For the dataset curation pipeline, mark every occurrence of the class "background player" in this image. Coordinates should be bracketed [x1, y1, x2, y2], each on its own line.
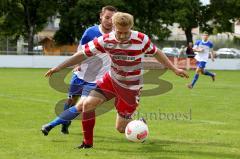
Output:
[188, 31, 216, 89]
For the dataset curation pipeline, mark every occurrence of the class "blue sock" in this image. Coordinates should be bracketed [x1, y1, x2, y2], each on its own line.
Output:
[64, 103, 70, 110]
[49, 106, 80, 127]
[204, 70, 214, 77]
[191, 74, 199, 87]
[63, 103, 71, 125]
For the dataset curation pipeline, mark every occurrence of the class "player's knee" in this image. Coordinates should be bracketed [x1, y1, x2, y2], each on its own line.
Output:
[82, 98, 95, 112]
[75, 102, 83, 112]
[66, 96, 78, 106]
[116, 125, 125, 133]
[72, 96, 79, 105]
[196, 69, 201, 74]
[66, 98, 73, 106]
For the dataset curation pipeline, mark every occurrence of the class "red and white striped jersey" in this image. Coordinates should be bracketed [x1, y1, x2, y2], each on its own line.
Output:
[83, 30, 157, 90]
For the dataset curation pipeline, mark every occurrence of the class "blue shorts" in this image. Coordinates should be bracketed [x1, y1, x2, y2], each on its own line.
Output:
[196, 61, 206, 69]
[68, 74, 97, 97]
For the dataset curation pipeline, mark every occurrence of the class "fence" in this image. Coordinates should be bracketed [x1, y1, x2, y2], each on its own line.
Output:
[0, 55, 239, 70]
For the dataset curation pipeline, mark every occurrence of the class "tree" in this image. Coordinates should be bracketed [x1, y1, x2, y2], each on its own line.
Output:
[0, 0, 57, 52]
[54, 0, 124, 45]
[54, 0, 176, 44]
[171, 0, 202, 44]
[198, 4, 213, 34]
[123, 0, 173, 41]
[209, 0, 240, 33]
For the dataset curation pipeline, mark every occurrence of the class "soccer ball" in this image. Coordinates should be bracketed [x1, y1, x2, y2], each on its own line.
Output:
[125, 120, 149, 143]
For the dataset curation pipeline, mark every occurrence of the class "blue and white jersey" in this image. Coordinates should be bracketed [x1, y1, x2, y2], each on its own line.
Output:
[74, 25, 111, 83]
[193, 40, 213, 62]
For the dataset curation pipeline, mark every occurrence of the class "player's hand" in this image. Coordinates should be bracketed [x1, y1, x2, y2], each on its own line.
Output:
[73, 65, 81, 72]
[174, 68, 189, 78]
[198, 48, 204, 52]
[45, 67, 60, 77]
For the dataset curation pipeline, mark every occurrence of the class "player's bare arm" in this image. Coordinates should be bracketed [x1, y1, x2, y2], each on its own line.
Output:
[193, 47, 203, 52]
[45, 51, 87, 77]
[154, 49, 189, 78]
[210, 49, 215, 62]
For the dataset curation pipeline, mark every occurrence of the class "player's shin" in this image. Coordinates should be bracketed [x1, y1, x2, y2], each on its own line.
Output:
[191, 73, 199, 87]
[203, 70, 214, 77]
[82, 110, 95, 146]
[49, 106, 80, 127]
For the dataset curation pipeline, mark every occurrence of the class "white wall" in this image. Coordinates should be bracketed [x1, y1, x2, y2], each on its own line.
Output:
[0, 55, 240, 70]
[0, 55, 67, 68]
[206, 59, 240, 70]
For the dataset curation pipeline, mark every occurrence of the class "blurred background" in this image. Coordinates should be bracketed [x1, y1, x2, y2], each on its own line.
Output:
[0, 0, 240, 56]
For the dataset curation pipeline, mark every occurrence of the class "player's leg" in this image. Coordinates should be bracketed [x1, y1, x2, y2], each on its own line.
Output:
[77, 73, 116, 148]
[202, 68, 216, 81]
[114, 86, 142, 133]
[188, 61, 202, 89]
[41, 97, 84, 136]
[61, 96, 79, 134]
[115, 113, 132, 133]
[61, 74, 84, 134]
[77, 90, 107, 148]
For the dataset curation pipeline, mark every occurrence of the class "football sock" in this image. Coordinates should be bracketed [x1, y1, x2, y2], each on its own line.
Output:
[204, 70, 214, 77]
[63, 103, 72, 125]
[82, 111, 95, 145]
[49, 106, 80, 127]
[191, 74, 199, 87]
[64, 103, 71, 110]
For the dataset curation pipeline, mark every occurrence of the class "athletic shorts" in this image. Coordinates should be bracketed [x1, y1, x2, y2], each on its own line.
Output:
[196, 61, 206, 69]
[96, 73, 141, 119]
[68, 74, 96, 97]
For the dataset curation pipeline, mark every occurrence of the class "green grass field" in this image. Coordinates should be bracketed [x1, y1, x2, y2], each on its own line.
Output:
[0, 68, 240, 159]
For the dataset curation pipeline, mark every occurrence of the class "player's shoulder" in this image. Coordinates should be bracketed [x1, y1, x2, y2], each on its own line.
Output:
[195, 40, 201, 45]
[131, 30, 149, 41]
[207, 40, 213, 48]
[102, 32, 113, 40]
[85, 25, 99, 32]
[208, 40, 213, 45]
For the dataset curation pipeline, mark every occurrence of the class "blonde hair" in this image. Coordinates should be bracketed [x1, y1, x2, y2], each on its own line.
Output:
[112, 12, 134, 28]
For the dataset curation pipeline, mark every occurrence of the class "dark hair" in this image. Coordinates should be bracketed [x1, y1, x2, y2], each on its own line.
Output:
[102, 5, 117, 13]
[202, 31, 209, 35]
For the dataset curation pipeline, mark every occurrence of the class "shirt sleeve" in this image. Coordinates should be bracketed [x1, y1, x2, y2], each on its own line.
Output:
[80, 29, 91, 45]
[82, 36, 106, 57]
[142, 34, 157, 55]
[193, 40, 200, 49]
[209, 41, 213, 48]
[77, 29, 91, 51]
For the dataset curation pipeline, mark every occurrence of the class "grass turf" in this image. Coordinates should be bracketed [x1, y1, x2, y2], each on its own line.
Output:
[0, 68, 239, 159]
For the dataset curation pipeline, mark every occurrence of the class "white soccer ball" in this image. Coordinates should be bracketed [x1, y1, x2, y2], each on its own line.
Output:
[125, 120, 149, 143]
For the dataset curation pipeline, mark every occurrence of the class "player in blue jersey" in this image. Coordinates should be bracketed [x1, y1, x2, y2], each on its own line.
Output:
[41, 6, 117, 141]
[188, 31, 216, 89]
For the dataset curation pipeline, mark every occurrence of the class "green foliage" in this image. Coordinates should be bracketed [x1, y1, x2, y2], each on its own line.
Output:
[2, 0, 240, 47]
[209, 0, 240, 33]
[171, 0, 202, 43]
[123, 0, 172, 40]
[0, 0, 57, 51]
[54, 0, 124, 44]
[172, 0, 200, 30]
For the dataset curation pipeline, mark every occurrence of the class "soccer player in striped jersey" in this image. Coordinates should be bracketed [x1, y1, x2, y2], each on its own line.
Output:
[188, 31, 216, 89]
[42, 12, 189, 148]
